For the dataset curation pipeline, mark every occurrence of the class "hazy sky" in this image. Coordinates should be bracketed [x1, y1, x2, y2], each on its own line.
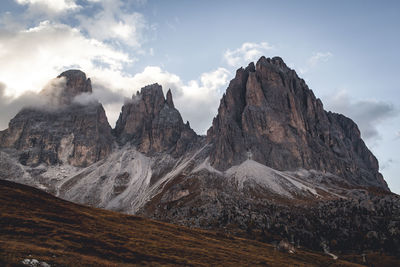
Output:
[0, 0, 399, 193]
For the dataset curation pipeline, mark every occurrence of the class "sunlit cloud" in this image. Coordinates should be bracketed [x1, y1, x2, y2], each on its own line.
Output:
[77, 0, 148, 48]
[0, 20, 132, 99]
[15, 0, 81, 14]
[224, 42, 274, 67]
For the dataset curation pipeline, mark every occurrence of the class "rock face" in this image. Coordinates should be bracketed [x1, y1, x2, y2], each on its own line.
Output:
[0, 70, 113, 167]
[114, 83, 197, 156]
[207, 56, 388, 190]
[41, 69, 92, 106]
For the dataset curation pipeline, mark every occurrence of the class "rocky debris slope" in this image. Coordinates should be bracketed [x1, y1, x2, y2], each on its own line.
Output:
[0, 70, 113, 167]
[145, 169, 400, 255]
[207, 56, 387, 190]
[114, 84, 198, 157]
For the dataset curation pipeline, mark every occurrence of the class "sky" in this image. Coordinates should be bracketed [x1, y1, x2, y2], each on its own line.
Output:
[0, 0, 399, 193]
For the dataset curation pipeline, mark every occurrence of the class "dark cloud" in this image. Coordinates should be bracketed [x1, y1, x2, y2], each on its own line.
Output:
[325, 91, 398, 140]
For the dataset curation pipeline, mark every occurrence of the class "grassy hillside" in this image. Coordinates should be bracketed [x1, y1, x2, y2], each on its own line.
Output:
[0, 179, 364, 266]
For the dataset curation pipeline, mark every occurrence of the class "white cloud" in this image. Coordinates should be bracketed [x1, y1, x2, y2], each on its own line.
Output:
[87, 66, 230, 132]
[1, 1, 229, 134]
[299, 52, 333, 74]
[15, 0, 80, 14]
[325, 90, 397, 140]
[12, 0, 149, 49]
[176, 68, 230, 133]
[0, 20, 131, 98]
[130, 67, 230, 134]
[0, 83, 49, 130]
[77, 0, 147, 48]
[224, 42, 274, 67]
[308, 52, 333, 67]
[0, 63, 230, 133]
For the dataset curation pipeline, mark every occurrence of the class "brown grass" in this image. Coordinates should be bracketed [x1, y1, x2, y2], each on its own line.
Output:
[0, 179, 365, 266]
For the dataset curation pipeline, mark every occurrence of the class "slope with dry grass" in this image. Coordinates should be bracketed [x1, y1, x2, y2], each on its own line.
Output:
[0, 179, 363, 266]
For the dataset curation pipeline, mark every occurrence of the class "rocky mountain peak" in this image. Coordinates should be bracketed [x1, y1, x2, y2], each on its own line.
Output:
[114, 84, 197, 156]
[207, 56, 388, 190]
[40, 69, 92, 106]
[257, 56, 288, 70]
[166, 89, 174, 108]
[58, 69, 92, 95]
[140, 83, 164, 100]
[0, 70, 112, 167]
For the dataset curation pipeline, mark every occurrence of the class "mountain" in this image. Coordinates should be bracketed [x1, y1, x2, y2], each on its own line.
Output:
[207, 57, 387, 190]
[0, 70, 113, 167]
[114, 83, 198, 156]
[0, 57, 399, 259]
[41, 69, 93, 106]
[1, 179, 369, 266]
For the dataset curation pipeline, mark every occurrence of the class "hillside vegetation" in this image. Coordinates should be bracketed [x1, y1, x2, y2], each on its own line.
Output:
[0, 179, 365, 266]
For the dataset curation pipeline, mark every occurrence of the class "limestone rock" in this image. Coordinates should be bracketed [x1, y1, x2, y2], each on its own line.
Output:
[0, 70, 113, 167]
[114, 84, 197, 156]
[41, 69, 92, 106]
[207, 56, 388, 190]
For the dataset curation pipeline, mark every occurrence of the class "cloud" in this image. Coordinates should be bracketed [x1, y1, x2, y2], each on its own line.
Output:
[11, 0, 149, 50]
[0, 1, 229, 133]
[396, 131, 400, 139]
[224, 42, 274, 67]
[325, 90, 398, 140]
[177, 68, 231, 134]
[0, 83, 49, 130]
[77, 0, 148, 48]
[15, 0, 80, 14]
[0, 18, 139, 129]
[0, 65, 231, 133]
[73, 82, 127, 126]
[299, 52, 333, 74]
[0, 20, 131, 98]
[40, 76, 68, 106]
[127, 66, 231, 134]
[308, 52, 333, 67]
[88, 66, 231, 132]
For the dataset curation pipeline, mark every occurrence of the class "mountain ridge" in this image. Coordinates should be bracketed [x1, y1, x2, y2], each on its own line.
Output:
[0, 56, 398, 257]
[0, 56, 386, 191]
[207, 56, 387, 190]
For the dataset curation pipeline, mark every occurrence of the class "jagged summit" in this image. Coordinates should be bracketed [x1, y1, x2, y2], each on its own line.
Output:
[0, 61, 397, 258]
[257, 56, 290, 70]
[166, 89, 175, 108]
[39, 69, 92, 106]
[114, 83, 197, 156]
[207, 56, 388, 190]
[57, 69, 92, 95]
[0, 70, 112, 167]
